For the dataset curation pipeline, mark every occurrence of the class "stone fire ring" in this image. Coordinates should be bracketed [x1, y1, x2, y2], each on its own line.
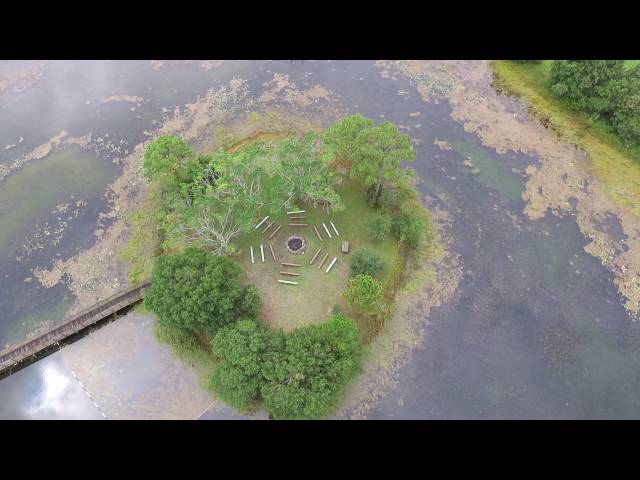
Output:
[285, 235, 306, 254]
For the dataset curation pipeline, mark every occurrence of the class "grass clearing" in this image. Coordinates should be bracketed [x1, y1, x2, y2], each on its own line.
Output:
[232, 179, 401, 342]
[491, 60, 640, 215]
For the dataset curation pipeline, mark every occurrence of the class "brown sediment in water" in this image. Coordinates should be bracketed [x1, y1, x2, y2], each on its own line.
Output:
[0, 60, 49, 97]
[150, 60, 225, 72]
[258, 73, 332, 109]
[100, 95, 144, 104]
[378, 60, 640, 318]
[0, 131, 97, 183]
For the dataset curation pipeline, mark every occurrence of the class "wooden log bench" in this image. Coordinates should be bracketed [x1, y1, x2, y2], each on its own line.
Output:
[255, 216, 269, 229]
[309, 248, 322, 265]
[318, 252, 329, 269]
[269, 243, 277, 262]
[262, 221, 274, 234]
[278, 280, 299, 285]
[269, 224, 283, 239]
[325, 257, 338, 273]
[313, 225, 323, 241]
[281, 262, 301, 267]
[280, 271, 300, 276]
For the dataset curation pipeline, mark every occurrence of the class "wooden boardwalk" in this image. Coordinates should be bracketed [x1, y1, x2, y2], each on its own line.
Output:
[0, 281, 151, 376]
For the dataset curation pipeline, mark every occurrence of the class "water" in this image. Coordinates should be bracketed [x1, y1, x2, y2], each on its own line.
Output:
[1, 60, 639, 419]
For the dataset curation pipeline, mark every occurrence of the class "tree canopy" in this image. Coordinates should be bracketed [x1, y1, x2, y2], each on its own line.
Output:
[143, 135, 198, 192]
[549, 60, 640, 146]
[323, 113, 374, 163]
[144, 248, 262, 337]
[209, 315, 362, 419]
[325, 116, 415, 206]
[350, 248, 386, 279]
[270, 132, 343, 212]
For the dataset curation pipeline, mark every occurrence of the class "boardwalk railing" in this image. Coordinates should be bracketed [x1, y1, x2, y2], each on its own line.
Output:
[0, 281, 151, 375]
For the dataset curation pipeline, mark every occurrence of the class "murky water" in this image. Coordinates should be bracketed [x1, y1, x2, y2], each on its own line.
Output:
[1, 60, 639, 419]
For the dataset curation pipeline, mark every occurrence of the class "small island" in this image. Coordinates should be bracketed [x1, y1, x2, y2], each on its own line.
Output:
[124, 113, 438, 419]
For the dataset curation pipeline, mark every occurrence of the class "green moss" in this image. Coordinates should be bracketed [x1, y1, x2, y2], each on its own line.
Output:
[119, 184, 164, 284]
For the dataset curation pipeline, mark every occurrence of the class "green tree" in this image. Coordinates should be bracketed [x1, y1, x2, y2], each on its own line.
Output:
[344, 274, 384, 317]
[144, 248, 262, 337]
[323, 114, 374, 164]
[261, 314, 361, 419]
[392, 210, 424, 248]
[351, 122, 416, 207]
[210, 320, 283, 411]
[549, 60, 626, 113]
[350, 248, 386, 279]
[325, 115, 416, 207]
[143, 135, 196, 192]
[272, 133, 343, 212]
[173, 147, 270, 255]
[367, 212, 391, 242]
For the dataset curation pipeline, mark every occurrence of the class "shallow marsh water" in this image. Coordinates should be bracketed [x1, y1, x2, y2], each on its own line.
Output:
[1, 60, 639, 419]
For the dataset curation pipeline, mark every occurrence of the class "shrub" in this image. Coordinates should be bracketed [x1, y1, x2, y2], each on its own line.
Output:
[209, 316, 362, 419]
[261, 315, 361, 419]
[350, 248, 386, 279]
[144, 247, 262, 337]
[392, 210, 425, 248]
[210, 320, 283, 411]
[344, 274, 384, 317]
[367, 212, 391, 242]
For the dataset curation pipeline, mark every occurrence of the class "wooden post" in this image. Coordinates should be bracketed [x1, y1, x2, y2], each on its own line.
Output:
[260, 244, 265, 262]
[269, 224, 282, 239]
[325, 257, 337, 273]
[281, 262, 301, 267]
[278, 280, 299, 285]
[255, 216, 269, 229]
[262, 221, 274, 234]
[269, 243, 277, 262]
[250, 246, 255, 264]
[280, 271, 300, 276]
[322, 223, 332, 238]
[318, 252, 329, 269]
[309, 248, 322, 265]
[330, 221, 340, 236]
[313, 225, 323, 241]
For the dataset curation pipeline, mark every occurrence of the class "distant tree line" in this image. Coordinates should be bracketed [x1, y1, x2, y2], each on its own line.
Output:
[548, 60, 640, 147]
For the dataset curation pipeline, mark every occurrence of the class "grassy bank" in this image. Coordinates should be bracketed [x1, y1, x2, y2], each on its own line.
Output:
[491, 60, 640, 216]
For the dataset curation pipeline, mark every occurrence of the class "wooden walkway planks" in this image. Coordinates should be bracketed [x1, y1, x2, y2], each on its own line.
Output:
[0, 281, 151, 375]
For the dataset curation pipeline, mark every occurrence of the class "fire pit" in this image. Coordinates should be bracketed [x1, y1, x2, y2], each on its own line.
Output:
[285, 235, 306, 254]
